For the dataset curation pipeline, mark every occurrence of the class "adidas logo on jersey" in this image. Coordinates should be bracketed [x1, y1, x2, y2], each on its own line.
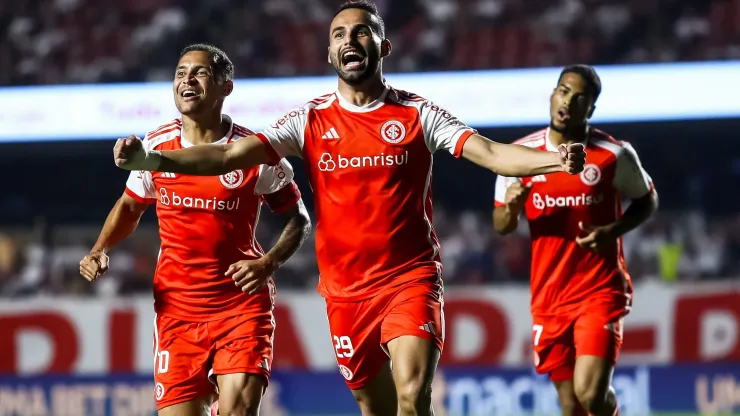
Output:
[321, 127, 340, 140]
[161, 172, 176, 178]
[530, 174, 546, 182]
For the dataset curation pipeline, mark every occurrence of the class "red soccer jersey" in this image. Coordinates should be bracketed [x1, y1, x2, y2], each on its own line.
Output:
[255, 86, 476, 301]
[125, 116, 301, 321]
[494, 128, 654, 315]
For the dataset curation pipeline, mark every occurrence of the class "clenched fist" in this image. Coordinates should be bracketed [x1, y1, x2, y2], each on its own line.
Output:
[558, 143, 586, 174]
[504, 181, 532, 213]
[226, 257, 279, 295]
[113, 135, 160, 171]
[79, 251, 109, 281]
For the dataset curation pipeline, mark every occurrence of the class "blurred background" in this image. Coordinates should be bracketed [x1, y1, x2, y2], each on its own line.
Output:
[1, 0, 740, 415]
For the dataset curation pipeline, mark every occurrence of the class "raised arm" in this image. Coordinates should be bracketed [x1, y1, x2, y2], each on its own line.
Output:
[113, 135, 273, 175]
[461, 134, 585, 177]
[415, 98, 584, 176]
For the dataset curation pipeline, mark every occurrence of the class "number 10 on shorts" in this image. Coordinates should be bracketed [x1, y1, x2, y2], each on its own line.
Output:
[156, 350, 170, 374]
[333, 335, 354, 358]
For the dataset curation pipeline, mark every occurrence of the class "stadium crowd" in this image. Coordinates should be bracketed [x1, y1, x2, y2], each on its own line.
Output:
[0, 0, 738, 296]
[1, 0, 739, 86]
[0, 207, 738, 297]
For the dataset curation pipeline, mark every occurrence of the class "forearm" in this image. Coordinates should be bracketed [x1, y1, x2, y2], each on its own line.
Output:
[487, 142, 562, 177]
[264, 208, 311, 266]
[606, 190, 659, 238]
[157, 145, 233, 176]
[92, 198, 145, 253]
[462, 135, 563, 177]
[493, 206, 520, 235]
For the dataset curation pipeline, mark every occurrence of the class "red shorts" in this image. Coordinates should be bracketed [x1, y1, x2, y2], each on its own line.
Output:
[152, 306, 274, 410]
[532, 295, 627, 382]
[325, 282, 444, 390]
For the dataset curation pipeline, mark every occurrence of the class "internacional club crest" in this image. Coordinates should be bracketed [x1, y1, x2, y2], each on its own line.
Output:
[219, 169, 245, 189]
[380, 120, 406, 144]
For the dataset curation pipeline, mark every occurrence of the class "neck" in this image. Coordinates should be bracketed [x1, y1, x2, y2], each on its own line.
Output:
[549, 124, 589, 146]
[337, 74, 386, 107]
[181, 112, 228, 145]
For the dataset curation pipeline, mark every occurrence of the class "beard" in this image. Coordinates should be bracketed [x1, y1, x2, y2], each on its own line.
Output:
[331, 46, 381, 86]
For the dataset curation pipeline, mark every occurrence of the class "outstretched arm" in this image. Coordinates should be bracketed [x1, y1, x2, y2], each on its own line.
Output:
[460, 134, 584, 177]
[114, 135, 274, 175]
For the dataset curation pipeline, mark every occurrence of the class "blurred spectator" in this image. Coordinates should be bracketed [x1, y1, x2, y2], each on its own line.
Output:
[0, 205, 735, 297]
[1, 0, 738, 86]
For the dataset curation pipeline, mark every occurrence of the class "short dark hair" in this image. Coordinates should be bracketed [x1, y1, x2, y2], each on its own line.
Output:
[558, 64, 602, 103]
[179, 43, 234, 84]
[335, 0, 386, 38]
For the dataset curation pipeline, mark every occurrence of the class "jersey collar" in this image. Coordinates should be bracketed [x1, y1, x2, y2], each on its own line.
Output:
[179, 115, 234, 148]
[545, 126, 591, 152]
[335, 87, 389, 113]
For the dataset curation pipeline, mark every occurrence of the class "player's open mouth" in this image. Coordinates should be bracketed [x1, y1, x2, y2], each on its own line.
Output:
[341, 50, 366, 70]
[557, 108, 570, 122]
[180, 89, 201, 101]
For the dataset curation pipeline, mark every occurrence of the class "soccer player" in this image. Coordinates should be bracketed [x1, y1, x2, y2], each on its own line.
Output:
[493, 64, 658, 416]
[110, 2, 586, 415]
[79, 44, 311, 416]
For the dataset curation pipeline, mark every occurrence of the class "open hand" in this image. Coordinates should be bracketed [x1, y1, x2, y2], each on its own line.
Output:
[558, 143, 586, 174]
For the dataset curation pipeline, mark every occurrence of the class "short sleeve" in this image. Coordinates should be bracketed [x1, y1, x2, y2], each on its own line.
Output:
[255, 107, 309, 163]
[254, 159, 295, 196]
[613, 142, 653, 199]
[263, 182, 301, 214]
[419, 100, 477, 157]
[125, 170, 156, 204]
[494, 175, 522, 207]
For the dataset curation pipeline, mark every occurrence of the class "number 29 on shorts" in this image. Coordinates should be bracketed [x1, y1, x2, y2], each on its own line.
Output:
[333, 335, 354, 358]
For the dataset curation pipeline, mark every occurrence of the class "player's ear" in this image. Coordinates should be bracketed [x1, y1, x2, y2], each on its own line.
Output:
[223, 80, 234, 97]
[381, 39, 392, 58]
[327, 46, 332, 64]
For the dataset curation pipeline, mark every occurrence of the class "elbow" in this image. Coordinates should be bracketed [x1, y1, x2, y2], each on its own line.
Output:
[650, 188, 659, 213]
[298, 211, 312, 235]
[492, 208, 517, 235]
[494, 223, 515, 236]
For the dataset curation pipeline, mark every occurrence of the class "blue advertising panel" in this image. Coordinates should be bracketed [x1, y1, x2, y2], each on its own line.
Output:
[0, 363, 738, 415]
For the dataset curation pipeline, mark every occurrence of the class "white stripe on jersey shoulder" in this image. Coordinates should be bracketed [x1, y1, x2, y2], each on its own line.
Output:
[387, 88, 427, 107]
[590, 136, 625, 157]
[232, 124, 256, 140]
[307, 93, 336, 111]
[514, 129, 547, 148]
[143, 119, 181, 150]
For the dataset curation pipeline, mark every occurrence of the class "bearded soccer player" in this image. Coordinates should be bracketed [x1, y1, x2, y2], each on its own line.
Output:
[493, 65, 658, 416]
[80, 44, 311, 416]
[110, 2, 586, 415]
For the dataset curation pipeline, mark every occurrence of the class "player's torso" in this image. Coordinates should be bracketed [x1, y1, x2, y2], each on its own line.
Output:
[520, 131, 629, 313]
[301, 95, 440, 298]
[152, 139, 264, 267]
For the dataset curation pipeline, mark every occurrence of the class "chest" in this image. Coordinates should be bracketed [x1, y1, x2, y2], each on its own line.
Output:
[524, 150, 616, 213]
[303, 108, 429, 180]
[151, 168, 260, 211]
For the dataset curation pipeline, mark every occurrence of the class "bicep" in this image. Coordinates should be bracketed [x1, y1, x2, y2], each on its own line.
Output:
[225, 136, 276, 170]
[614, 143, 653, 199]
[120, 192, 150, 215]
[263, 181, 302, 214]
[275, 197, 309, 223]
